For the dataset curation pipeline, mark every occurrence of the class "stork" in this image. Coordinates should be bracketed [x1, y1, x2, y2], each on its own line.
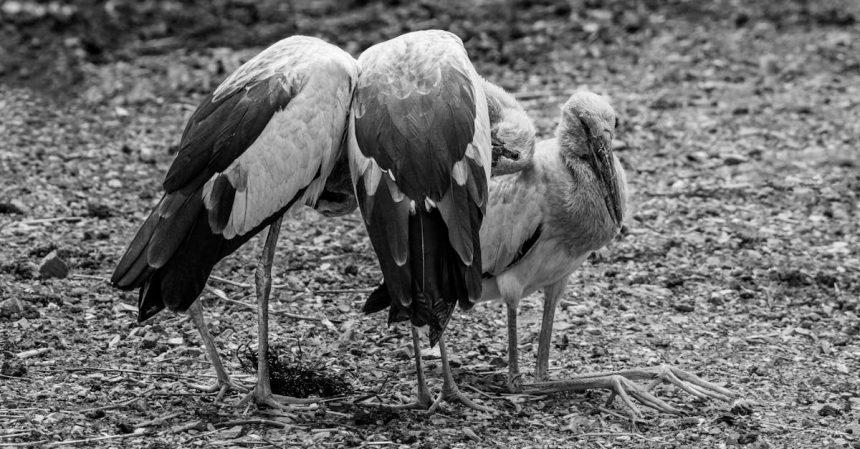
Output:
[479, 91, 734, 416]
[351, 30, 534, 412]
[111, 36, 359, 408]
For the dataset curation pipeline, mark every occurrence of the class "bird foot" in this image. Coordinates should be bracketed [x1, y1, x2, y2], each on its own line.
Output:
[506, 372, 523, 393]
[187, 378, 249, 402]
[361, 392, 434, 411]
[426, 384, 494, 415]
[238, 385, 319, 410]
[521, 364, 736, 419]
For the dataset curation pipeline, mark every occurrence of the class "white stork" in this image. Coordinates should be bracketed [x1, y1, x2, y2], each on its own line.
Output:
[479, 91, 734, 416]
[350, 30, 535, 412]
[111, 36, 359, 408]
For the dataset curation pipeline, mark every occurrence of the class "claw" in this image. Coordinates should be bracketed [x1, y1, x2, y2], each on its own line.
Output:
[426, 384, 495, 415]
[521, 364, 734, 417]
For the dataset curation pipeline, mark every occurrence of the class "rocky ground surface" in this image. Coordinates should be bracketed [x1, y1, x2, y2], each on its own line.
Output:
[1, 1, 858, 447]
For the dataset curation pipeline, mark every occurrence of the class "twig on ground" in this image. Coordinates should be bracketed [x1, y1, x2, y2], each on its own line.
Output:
[4, 216, 84, 228]
[314, 288, 374, 295]
[0, 440, 50, 447]
[67, 367, 205, 380]
[79, 387, 155, 414]
[208, 275, 252, 289]
[208, 275, 372, 295]
[70, 274, 110, 282]
[43, 430, 150, 447]
[214, 419, 296, 429]
[136, 411, 182, 428]
[15, 348, 51, 359]
[204, 286, 328, 322]
[0, 374, 30, 382]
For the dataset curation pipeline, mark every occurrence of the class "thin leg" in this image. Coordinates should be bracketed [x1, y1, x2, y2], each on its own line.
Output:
[239, 216, 316, 409]
[360, 326, 433, 410]
[505, 299, 521, 392]
[411, 327, 433, 407]
[535, 278, 568, 382]
[426, 335, 493, 414]
[186, 300, 246, 400]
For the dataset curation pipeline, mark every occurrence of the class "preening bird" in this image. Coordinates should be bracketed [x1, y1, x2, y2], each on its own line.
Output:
[479, 91, 734, 416]
[111, 36, 358, 408]
[352, 30, 535, 411]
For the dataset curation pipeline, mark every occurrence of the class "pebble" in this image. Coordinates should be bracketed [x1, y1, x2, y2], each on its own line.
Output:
[108, 179, 123, 189]
[139, 146, 156, 163]
[39, 251, 69, 279]
[723, 153, 749, 165]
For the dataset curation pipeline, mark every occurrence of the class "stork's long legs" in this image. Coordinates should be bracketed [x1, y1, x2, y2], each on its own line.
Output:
[535, 278, 568, 382]
[426, 335, 493, 414]
[505, 299, 522, 392]
[369, 326, 434, 410]
[186, 300, 246, 400]
[239, 216, 316, 409]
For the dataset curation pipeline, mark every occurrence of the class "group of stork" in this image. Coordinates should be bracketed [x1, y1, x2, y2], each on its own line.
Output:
[110, 30, 734, 417]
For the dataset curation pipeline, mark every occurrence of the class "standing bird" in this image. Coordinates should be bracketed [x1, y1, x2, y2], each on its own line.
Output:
[480, 91, 734, 416]
[351, 30, 535, 412]
[111, 36, 359, 408]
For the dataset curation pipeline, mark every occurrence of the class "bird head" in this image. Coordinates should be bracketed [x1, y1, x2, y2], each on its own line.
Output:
[490, 115, 536, 176]
[558, 91, 623, 227]
[483, 80, 536, 176]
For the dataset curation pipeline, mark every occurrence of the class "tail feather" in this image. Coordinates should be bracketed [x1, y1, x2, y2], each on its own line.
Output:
[112, 185, 308, 322]
[358, 184, 483, 346]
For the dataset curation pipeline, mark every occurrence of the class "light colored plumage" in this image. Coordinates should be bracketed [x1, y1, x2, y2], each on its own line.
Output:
[479, 91, 734, 416]
[112, 35, 359, 407]
[204, 39, 357, 239]
[479, 91, 628, 389]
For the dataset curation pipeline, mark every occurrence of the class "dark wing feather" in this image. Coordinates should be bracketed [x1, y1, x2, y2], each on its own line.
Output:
[163, 76, 294, 193]
[352, 45, 486, 345]
[354, 66, 477, 201]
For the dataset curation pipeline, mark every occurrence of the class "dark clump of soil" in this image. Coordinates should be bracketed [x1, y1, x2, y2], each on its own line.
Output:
[238, 341, 352, 398]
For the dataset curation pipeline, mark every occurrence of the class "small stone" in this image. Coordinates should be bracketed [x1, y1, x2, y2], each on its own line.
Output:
[674, 302, 695, 313]
[141, 333, 159, 350]
[87, 202, 114, 219]
[1, 359, 26, 377]
[569, 304, 592, 317]
[723, 153, 749, 165]
[462, 427, 480, 442]
[39, 251, 69, 279]
[139, 146, 156, 163]
[166, 336, 184, 346]
[107, 179, 123, 189]
[731, 399, 755, 415]
[0, 297, 24, 315]
[817, 404, 841, 417]
[84, 409, 106, 419]
[687, 151, 709, 162]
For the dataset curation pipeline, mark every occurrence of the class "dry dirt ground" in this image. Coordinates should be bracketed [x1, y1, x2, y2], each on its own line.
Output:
[1, 1, 859, 448]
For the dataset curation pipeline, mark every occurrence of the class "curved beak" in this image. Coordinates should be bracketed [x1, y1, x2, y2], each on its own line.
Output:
[588, 129, 622, 227]
[491, 134, 520, 166]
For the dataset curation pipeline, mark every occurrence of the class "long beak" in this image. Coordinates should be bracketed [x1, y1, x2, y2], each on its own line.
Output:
[589, 131, 622, 227]
[491, 135, 520, 165]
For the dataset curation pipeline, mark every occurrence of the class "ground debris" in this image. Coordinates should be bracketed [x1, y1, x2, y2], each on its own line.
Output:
[238, 341, 352, 399]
